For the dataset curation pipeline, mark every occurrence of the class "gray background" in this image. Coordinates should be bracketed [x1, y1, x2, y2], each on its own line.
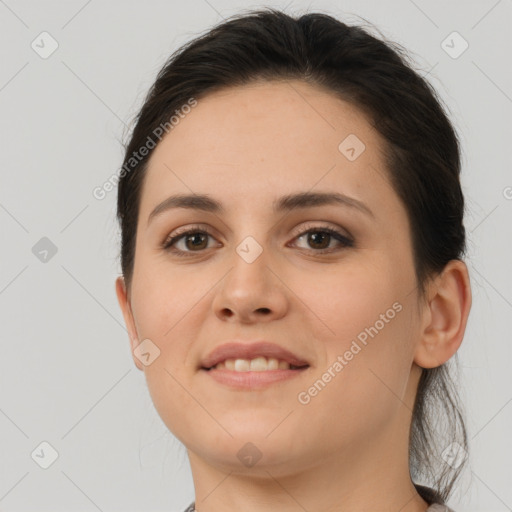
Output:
[0, 0, 511, 510]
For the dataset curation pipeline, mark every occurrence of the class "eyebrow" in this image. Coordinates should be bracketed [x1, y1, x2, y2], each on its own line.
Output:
[147, 191, 374, 225]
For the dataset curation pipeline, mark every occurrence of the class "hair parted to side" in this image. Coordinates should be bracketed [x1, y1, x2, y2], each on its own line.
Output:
[116, 8, 469, 504]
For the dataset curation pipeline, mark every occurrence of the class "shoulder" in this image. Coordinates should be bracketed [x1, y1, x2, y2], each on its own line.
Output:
[426, 504, 456, 512]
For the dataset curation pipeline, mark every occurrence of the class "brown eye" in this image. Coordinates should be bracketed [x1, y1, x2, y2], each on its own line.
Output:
[306, 231, 331, 250]
[162, 229, 217, 256]
[182, 232, 209, 251]
[291, 227, 354, 254]
[162, 225, 353, 257]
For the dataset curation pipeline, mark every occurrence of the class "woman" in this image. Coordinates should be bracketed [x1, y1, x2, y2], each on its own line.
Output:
[115, 8, 472, 512]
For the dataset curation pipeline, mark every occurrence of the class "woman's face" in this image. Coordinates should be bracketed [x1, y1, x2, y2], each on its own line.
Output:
[117, 80, 427, 475]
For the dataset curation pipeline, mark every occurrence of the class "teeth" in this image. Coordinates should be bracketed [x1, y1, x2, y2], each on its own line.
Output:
[212, 357, 296, 372]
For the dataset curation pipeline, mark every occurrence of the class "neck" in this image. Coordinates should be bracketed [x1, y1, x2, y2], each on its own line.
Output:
[186, 365, 428, 512]
[187, 412, 429, 512]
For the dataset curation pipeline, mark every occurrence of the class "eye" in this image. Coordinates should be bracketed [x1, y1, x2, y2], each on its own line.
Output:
[161, 226, 218, 256]
[161, 224, 354, 257]
[289, 225, 354, 254]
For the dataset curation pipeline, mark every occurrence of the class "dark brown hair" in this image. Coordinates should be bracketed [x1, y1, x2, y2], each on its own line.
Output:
[117, 8, 469, 505]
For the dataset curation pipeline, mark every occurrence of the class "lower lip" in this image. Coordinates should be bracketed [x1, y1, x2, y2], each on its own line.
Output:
[200, 367, 309, 389]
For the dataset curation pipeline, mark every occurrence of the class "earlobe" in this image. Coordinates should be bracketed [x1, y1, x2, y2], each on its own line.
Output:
[115, 276, 145, 372]
[413, 260, 472, 369]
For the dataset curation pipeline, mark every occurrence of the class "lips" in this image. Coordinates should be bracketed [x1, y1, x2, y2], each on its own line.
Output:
[199, 341, 310, 370]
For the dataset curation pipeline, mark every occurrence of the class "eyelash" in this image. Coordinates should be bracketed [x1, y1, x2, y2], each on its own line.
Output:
[161, 224, 354, 257]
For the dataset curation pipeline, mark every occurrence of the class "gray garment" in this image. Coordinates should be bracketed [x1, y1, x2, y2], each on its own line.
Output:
[183, 501, 455, 511]
[427, 505, 455, 512]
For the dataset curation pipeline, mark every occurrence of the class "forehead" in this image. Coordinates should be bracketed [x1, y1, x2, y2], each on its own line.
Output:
[139, 79, 400, 223]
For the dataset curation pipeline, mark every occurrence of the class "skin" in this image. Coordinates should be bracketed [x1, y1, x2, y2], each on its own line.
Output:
[116, 79, 472, 512]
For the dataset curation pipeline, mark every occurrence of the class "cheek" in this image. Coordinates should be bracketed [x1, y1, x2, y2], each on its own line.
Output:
[129, 259, 211, 432]
[296, 305, 415, 448]
[298, 260, 394, 344]
[298, 263, 414, 406]
[131, 255, 201, 340]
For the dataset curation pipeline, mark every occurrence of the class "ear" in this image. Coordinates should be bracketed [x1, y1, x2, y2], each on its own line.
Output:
[115, 276, 144, 371]
[414, 259, 472, 369]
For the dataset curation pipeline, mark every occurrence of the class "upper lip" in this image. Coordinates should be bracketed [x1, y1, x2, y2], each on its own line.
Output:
[200, 341, 310, 369]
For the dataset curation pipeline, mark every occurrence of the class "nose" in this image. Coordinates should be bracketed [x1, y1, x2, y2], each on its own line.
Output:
[212, 244, 288, 324]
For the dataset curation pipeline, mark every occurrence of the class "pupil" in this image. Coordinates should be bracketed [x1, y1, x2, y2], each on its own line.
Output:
[187, 233, 207, 250]
[309, 232, 329, 249]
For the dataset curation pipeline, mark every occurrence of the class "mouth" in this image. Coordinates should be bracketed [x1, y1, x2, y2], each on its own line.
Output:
[202, 356, 310, 372]
[200, 358, 310, 390]
[198, 340, 311, 389]
[199, 340, 310, 370]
